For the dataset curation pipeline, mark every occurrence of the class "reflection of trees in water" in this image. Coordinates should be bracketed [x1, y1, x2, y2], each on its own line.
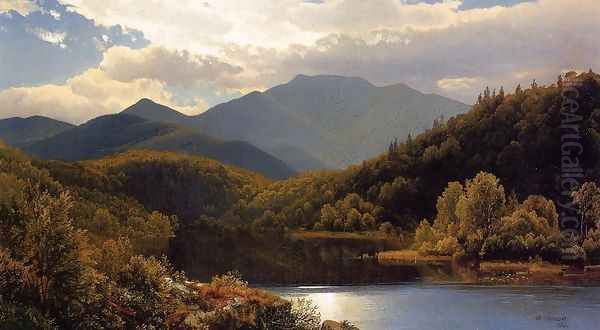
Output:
[170, 226, 458, 284]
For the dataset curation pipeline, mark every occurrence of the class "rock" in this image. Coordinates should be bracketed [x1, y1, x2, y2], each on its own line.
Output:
[321, 320, 359, 330]
[321, 320, 344, 330]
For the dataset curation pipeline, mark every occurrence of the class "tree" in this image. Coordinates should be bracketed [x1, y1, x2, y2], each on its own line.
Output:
[481, 206, 561, 261]
[572, 182, 600, 238]
[317, 204, 338, 230]
[521, 195, 559, 229]
[456, 172, 506, 255]
[362, 213, 376, 230]
[23, 191, 86, 317]
[379, 222, 395, 236]
[414, 219, 437, 254]
[557, 74, 564, 88]
[345, 208, 362, 231]
[433, 181, 464, 234]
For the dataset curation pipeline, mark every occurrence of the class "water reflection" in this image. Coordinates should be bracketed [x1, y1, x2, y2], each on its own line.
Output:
[268, 285, 600, 330]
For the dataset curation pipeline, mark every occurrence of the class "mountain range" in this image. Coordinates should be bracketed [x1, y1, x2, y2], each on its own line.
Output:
[0, 116, 74, 146]
[125, 75, 469, 170]
[18, 113, 294, 179]
[0, 74, 469, 177]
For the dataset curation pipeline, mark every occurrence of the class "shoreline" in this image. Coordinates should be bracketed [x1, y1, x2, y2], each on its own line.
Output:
[377, 249, 600, 286]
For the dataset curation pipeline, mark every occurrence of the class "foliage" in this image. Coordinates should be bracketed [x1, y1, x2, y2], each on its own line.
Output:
[313, 193, 380, 232]
[0, 144, 306, 329]
[572, 182, 600, 237]
[456, 172, 506, 256]
[583, 229, 600, 261]
[414, 172, 563, 261]
[343, 72, 600, 230]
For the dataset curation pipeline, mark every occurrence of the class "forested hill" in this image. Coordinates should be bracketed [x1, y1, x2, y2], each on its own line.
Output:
[21, 113, 295, 180]
[0, 116, 74, 146]
[0, 141, 316, 328]
[220, 72, 600, 234]
[341, 71, 600, 227]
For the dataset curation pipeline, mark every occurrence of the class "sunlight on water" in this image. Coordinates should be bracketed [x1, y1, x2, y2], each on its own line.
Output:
[268, 285, 600, 330]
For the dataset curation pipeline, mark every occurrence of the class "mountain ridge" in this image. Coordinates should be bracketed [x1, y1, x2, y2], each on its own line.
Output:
[22, 113, 295, 180]
[124, 74, 468, 170]
[0, 115, 75, 146]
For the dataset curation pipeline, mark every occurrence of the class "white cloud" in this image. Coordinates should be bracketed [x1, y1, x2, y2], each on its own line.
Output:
[100, 46, 243, 88]
[67, 0, 596, 104]
[0, 67, 208, 124]
[66, 0, 514, 53]
[216, 0, 600, 102]
[27, 27, 67, 45]
[437, 77, 482, 91]
[2, 0, 599, 115]
[0, 0, 38, 15]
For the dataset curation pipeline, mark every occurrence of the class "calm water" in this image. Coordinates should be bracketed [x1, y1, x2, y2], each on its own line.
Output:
[267, 285, 600, 330]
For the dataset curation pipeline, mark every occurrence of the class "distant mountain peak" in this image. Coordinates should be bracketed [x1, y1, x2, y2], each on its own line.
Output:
[289, 74, 373, 87]
[122, 98, 191, 126]
[135, 98, 158, 105]
[126, 98, 176, 112]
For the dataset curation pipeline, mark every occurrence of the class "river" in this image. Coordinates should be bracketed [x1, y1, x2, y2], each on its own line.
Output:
[267, 284, 600, 330]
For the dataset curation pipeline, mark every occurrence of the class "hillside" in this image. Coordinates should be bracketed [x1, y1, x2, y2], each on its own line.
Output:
[0, 115, 74, 146]
[23, 113, 295, 179]
[124, 75, 469, 171]
[210, 72, 600, 234]
[0, 143, 317, 329]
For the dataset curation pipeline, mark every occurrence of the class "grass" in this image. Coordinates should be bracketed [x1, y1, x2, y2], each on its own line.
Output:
[377, 250, 452, 263]
[289, 230, 398, 241]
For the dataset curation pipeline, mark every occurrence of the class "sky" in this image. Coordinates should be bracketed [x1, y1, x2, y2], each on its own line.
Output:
[0, 0, 598, 123]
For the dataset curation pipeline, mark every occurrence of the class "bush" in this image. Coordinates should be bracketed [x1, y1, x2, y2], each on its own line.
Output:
[435, 237, 460, 256]
[583, 230, 600, 262]
[115, 256, 175, 328]
[414, 219, 436, 248]
[480, 208, 561, 261]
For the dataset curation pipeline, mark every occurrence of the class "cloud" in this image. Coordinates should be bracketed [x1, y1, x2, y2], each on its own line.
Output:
[100, 46, 243, 88]
[1, 0, 597, 118]
[0, 66, 208, 124]
[0, 0, 38, 15]
[64, 0, 584, 103]
[67, 0, 324, 51]
[0, 0, 148, 89]
[219, 0, 600, 103]
[437, 77, 482, 91]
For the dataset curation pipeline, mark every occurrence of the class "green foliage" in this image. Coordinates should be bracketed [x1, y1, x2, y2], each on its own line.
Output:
[583, 230, 600, 262]
[457, 172, 506, 237]
[0, 144, 304, 329]
[433, 181, 463, 235]
[115, 256, 175, 328]
[344, 72, 600, 231]
[481, 207, 562, 261]
[313, 193, 380, 232]
[414, 172, 562, 261]
[572, 182, 600, 237]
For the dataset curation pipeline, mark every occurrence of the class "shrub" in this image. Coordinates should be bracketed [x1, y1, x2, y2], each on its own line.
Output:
[435, 237, 461, 256]
[583, 230, 600, 262]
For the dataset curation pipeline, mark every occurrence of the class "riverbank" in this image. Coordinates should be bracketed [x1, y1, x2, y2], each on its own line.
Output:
[377, 250, 600, 286]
